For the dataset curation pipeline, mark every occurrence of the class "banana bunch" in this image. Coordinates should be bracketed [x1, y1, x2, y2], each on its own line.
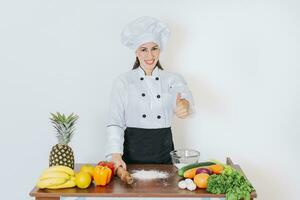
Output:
[37, 165, 76, 189]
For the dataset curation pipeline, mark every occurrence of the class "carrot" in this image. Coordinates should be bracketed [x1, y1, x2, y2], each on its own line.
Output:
[183, 167, 198, 179]
[183, 166, 214, 179]
[209, 164, 224, 174]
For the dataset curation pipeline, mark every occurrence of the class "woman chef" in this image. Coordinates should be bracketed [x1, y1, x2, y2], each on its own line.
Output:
[105, 16, 195, 170]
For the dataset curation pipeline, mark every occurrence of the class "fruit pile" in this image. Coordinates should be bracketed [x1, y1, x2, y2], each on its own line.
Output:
[36, 112, 115, 190]
[36, 162, 115, 189]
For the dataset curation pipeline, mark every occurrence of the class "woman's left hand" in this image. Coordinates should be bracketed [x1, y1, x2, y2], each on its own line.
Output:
[175, 93, 190, 119]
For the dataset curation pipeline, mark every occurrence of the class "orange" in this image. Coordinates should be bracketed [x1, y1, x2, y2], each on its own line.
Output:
[209, 164, 224, 174]
[75, 171, 92, 189]
[193, 173, 209, 188]
[80, 164, 95, 177]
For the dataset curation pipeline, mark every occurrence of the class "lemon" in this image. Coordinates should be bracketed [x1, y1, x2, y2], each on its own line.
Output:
[80, 164, 95, 177]
[75, 172, 91, 189]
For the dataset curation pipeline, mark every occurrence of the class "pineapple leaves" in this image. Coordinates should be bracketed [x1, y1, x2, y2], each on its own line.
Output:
[50, 112, 79, 145]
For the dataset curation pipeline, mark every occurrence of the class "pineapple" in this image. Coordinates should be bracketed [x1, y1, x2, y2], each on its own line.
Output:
[49, 112, 79, 169]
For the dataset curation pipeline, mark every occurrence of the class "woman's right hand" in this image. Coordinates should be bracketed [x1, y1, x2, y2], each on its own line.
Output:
[111, 153, 127, 171]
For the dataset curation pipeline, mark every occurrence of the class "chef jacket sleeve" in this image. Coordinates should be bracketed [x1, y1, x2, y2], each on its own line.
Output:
[105, 77, 127, 158]
[171, 74, 196, 115]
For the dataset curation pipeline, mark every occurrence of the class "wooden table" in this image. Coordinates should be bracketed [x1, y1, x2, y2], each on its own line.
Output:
[30, 158, 257, 200]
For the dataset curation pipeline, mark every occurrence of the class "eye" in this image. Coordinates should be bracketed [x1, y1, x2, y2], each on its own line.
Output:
[141, 49, 147, 52]
[152, 47, 160, 52]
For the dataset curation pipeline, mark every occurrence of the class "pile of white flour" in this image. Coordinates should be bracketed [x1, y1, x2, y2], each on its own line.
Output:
[131, 170, 169, 180]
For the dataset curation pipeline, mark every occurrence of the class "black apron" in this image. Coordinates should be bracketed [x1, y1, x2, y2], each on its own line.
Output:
[122, 127, 174, 164]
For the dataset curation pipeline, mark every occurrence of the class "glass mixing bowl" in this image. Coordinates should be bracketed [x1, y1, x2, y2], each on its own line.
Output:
[170, 149, 200, 169]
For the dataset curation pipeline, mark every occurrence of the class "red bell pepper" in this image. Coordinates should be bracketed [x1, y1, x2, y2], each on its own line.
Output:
[98, 161, 115, 176]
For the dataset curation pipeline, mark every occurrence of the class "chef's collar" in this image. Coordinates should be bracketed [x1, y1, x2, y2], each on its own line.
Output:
[137, 66, 160, 78]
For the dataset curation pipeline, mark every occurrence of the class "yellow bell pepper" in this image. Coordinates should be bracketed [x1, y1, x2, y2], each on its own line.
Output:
[93, 165, 112, 186]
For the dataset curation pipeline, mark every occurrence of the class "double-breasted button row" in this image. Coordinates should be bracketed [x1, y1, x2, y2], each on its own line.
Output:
[140, 77, 159, 81]
[141, 93, 160, 98]
[140, 75, 161, 119]
[142, 114, 162, 119]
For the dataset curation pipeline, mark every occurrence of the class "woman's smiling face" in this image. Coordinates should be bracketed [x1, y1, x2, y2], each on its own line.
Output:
[135, 42, 160, 75]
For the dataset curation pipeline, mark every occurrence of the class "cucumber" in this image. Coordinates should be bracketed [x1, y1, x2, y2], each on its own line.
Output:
[178, 162, 215, 177]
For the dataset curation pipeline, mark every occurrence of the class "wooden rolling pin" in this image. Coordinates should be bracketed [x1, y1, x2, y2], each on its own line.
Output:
[116, 167, 134, 184]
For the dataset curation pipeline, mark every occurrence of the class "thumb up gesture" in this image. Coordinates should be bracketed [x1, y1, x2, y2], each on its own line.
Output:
[175, 93, 190, 119]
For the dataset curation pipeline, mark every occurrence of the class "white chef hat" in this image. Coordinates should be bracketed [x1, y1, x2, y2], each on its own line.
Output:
[121, 16, 170, 51]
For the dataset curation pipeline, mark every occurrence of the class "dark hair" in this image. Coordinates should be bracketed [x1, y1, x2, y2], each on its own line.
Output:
[132, 57, 163, 70]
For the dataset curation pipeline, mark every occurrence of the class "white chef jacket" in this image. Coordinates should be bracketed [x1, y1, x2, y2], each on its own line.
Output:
[105, 66, 195, 157]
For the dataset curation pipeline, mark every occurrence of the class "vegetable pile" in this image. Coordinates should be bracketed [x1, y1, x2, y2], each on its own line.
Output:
[177, 160, 255, 200]
[207, 164, 254, 200]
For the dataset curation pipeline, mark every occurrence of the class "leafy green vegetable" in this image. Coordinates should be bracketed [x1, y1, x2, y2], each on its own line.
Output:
[207, 165, 254, 200]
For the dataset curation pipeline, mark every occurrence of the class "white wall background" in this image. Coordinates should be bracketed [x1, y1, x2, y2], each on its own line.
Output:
[0, 0, 299, 199]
